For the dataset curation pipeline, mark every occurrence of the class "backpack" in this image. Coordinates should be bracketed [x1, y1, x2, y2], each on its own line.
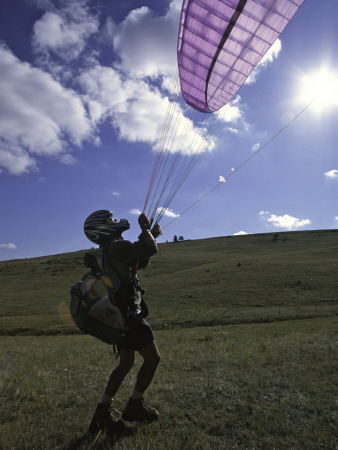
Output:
[70, 247, 127, 346]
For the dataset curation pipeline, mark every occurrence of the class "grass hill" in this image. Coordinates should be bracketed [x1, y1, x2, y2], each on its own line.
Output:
[1, 229, 337, 335]
[1, 230, 337, 449]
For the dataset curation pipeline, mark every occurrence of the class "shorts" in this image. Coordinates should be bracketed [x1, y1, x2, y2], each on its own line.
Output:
[117, 318, 155, 352]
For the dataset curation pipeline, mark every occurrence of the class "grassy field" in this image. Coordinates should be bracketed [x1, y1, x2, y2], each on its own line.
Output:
[0, 230, 337, 449]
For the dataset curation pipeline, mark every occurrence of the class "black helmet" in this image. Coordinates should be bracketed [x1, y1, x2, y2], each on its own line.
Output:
[84, 210, 130, 245]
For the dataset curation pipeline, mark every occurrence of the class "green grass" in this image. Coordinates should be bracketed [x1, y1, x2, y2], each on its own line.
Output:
[1, 318, 337, 449]
[0, 230, 337, 448]
[1, 230, 337, 334]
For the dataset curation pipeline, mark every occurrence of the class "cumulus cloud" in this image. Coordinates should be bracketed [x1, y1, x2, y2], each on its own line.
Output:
[106, 3, 179, 79]
[233, 231, 249, 236]
[260, 211, 311, 230]
[0, 45, 92, 175]
[0, 0, 284, 177]
[268, 214, 311, 230]
[113, 80, 168, 144]
[217, 96, 243, 124]
[156, 207, 179, 218]
[32, 1, 99, 62]
[246, 39, 282, 84]
[79, 65, 212, 153]
[0, 243, 17, 249]
[79, 65, 168, 144]
[324, 169, 338, 178]
[0, 143, 36, 175]
[100, 0, 236, 151]
[78, 66, 127, 122]
[131, 207, 179, 219]
[130, 209, 142, 215]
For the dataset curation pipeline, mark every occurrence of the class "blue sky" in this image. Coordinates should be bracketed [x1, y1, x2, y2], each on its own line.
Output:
[0, 0, 337, 261]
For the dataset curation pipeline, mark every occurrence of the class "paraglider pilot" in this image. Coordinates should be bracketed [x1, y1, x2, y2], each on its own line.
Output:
[83, 209, 162, 436]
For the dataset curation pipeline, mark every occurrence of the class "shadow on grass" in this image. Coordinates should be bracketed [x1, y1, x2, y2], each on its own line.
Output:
[63, 432, 93, 450]
[64, 426, 136, 449]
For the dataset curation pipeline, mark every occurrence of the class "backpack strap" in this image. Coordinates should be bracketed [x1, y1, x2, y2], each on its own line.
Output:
[102, 247, 121, 299]
[83, 247, 121, 301]
[84, 248, 104, 273]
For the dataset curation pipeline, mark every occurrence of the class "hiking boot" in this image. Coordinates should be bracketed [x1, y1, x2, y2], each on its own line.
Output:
[88, 402, 125, 437]
[122, 397, 159, 423]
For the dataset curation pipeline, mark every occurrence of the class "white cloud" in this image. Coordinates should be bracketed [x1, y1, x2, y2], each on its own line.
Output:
[246, 39, 282, 84]
[131, 207, 179, 219]
[217, 96, 243, 123]
[233, 231, 249, 236]
[78, 66, 126, 122]
[227, 128, 239, 134]
[79, 65, 213, 154]
[112, 191, 120, 197]
[0, 243, 17, 249]
[267, 214, 311, 230]
[79, 65, 168, 144]
[32, 2, 99, 62]
[107, 3, 179, 79]
[59, 154, 77, 165]
[130, 209, 142, 216]
[259, 210, 311, 230]
[260, 39, 282, 65]
[1, 0, 283, 177]
[155, 105, 215, 154]
[0, 45, 92, 175]
[77, 4, 214, 154]
[0, 143, 36, 175]
[334, 216, 338, 221]
[113, 80, 169, 144]
[324, 169, 338, 178]
[156, 207, 179, 218]
[252, 143, 260, 152]
[101, 0, 224, 154]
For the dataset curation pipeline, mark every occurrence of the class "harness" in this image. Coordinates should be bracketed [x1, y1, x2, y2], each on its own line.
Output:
[70, 238, 150, 354]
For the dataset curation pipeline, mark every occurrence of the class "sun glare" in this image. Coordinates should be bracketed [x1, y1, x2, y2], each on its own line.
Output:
[299, 69, 338, 112]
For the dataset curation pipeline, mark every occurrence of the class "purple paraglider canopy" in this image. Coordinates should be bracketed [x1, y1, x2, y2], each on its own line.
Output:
[177, 0, 304, 113]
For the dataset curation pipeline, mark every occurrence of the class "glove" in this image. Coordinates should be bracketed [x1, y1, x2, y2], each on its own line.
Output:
[151, 223, 162, 239]
[138, 213, 150, 231]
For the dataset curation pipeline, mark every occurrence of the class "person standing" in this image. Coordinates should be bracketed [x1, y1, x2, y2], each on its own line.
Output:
[82, 210, 162, 436]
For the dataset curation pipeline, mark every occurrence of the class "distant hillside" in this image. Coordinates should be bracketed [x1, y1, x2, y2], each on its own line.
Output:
[1, 229, 337, 335]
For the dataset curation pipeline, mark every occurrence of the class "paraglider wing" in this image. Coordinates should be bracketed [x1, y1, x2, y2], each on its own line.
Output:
[177, 0, 304, 113]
